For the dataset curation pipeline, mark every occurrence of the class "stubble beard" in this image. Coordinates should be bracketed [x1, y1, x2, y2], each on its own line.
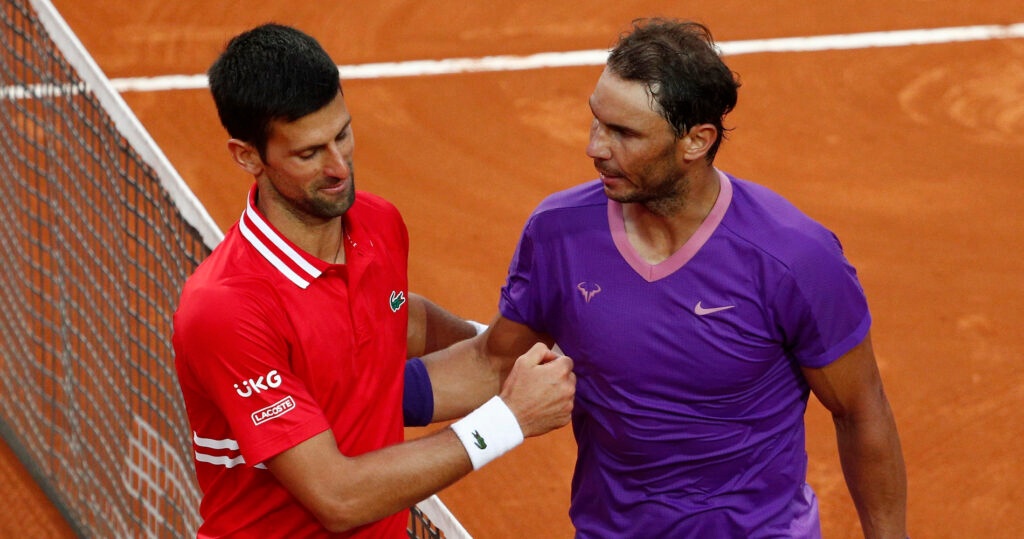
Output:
[273, 173, 356, 224]
[607, 170, 689, 217]
[307, 177, 356, 219]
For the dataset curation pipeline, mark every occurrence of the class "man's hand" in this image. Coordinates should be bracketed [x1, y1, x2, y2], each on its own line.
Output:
[499, 342, 576, 438]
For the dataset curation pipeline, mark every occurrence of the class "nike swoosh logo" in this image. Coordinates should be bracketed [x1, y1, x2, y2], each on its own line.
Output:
[694, 301, 735, 316]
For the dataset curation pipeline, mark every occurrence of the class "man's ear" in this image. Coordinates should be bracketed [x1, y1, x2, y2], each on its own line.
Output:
[227, 139, 263, 175]
[678, 124, 718, 162]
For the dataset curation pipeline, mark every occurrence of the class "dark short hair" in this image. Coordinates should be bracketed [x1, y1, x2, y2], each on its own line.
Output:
[607, 19, 740, 161]
[207, 23, 342, 157]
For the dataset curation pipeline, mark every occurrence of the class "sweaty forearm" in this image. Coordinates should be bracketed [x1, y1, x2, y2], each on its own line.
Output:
[834, 408, 908, 539]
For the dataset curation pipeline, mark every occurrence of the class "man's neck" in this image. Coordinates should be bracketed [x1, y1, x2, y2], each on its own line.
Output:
[255, 189, 346, 263]
[621, 168, 721, 264]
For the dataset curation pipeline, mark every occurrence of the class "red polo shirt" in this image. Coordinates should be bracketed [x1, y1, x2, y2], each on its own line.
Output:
[173, 185, 409, 538]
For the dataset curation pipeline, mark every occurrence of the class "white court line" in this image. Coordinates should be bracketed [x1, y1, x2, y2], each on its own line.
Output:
[100, 22, 1021, 92]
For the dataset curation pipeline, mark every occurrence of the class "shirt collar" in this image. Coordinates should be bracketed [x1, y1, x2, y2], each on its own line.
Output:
[237, 184, 333, 289]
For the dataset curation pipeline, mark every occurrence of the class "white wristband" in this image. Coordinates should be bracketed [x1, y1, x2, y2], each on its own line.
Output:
[467, 320, 488, 335]
[450, 396, 524, 470]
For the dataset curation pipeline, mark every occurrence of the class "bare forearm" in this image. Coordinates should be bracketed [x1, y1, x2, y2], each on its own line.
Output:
[270, 429, 473, 533]
[274, 343, 574, 533]
[834, 409, 908, 539]
[406, 292, 477, 357]
[420, 316, 548, 422]
[422, 335, 505, 421]
[334, 429, 472, 528]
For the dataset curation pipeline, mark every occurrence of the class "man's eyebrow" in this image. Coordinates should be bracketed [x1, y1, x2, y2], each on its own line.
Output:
[291, 140, 323, 155]
[594, 115, 638, 135]
[336, 117, 353, 137]
[292, 118, 352, 154]
[589, 98, 639, 135]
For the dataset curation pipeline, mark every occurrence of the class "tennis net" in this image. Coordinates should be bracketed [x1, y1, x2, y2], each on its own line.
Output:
[1, 0, 214, 536]
[0, 0, 470, 537]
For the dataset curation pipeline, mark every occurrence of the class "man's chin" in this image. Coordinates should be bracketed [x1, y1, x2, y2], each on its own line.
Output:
[600, 177, 631, 200]
[309, 193, 354, 219]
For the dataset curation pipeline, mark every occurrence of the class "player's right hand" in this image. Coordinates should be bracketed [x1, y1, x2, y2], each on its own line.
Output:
[499, 342, 575, 438]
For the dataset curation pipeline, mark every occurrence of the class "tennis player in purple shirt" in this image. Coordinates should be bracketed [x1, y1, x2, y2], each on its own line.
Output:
[483, 18, 907, 538]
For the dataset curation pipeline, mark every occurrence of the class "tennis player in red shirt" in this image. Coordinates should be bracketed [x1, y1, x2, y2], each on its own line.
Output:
[172, 23, 575, 538]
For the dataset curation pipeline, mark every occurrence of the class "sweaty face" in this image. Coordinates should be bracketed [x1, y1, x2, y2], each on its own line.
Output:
[259, 91, 356, 222]
[586, 69, 688, 207]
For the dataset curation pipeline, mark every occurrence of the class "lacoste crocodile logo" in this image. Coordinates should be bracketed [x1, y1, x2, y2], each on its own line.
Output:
[694, 301, 735, 316]
[472, 430, 487, 450]
[576, 281, 602, 303]
[389, 291, 406, 312]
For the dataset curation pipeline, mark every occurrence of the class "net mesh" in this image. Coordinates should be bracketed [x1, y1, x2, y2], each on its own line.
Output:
[1, 0, 209, 536]
[0, 1, 470, 537]
[409, 506, 445, 539]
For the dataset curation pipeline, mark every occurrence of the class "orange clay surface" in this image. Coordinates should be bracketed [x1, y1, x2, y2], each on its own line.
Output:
[3, 1, 1023, 537]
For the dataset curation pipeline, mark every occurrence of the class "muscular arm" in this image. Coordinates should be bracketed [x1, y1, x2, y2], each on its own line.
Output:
[406, 292, 478, 357]
[270, 428, 470, 532]
[802, 332, 907, 539]
[420, 315, 553, 422]
[268, 342, 574, 533]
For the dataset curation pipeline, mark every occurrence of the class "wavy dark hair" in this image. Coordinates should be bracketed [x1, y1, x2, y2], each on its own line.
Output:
[607, 19, 740, 162]
[207, 23, 342, 158]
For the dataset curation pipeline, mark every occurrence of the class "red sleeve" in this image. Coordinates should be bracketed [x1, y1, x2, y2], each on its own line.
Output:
[175, 277, 330, 465]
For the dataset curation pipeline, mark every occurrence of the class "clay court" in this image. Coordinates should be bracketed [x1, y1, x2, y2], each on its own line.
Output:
[3, 1, 1023, 537]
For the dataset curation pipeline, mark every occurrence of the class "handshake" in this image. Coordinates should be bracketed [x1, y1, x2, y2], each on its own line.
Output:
[449, 343, 576, 470]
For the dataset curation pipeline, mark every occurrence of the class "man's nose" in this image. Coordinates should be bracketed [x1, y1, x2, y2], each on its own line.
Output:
[324, 142, 351, 178]
[586, 120, 610, 160]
